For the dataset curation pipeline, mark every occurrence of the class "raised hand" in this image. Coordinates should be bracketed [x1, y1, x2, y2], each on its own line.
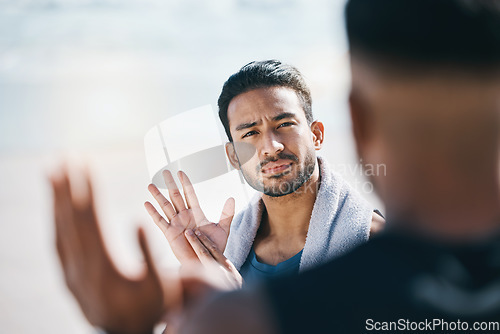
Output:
[145, 170, 235, 264]
[185, 228, 243, 289]
[50, 166, 167, 334]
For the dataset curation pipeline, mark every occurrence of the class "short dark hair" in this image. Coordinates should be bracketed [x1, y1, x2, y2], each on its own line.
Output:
[218, 60, 313, 142]
[345, 0, 500, 68]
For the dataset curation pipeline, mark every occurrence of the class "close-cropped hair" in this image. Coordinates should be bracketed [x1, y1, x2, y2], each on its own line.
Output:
[218, 60, 313, 142]
[345, 0, 500, 68]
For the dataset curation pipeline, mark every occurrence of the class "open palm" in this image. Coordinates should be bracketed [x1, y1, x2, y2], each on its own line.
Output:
[145, 170, 234, 264]
[51, 168, 165, 334]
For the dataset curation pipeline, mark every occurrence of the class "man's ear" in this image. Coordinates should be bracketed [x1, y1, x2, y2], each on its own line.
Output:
[349, 90, 373, 162]
[225, 142, 240, 170]
[310, 121, 324, 150]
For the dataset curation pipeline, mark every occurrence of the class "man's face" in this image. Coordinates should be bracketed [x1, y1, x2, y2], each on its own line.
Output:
[226, 86, 319, 197]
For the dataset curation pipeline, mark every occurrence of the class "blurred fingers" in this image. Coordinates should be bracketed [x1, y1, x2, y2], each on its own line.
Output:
[50, 169, 79, 260]
[137, 227, 161, 283]
[70, 166, 109, 259]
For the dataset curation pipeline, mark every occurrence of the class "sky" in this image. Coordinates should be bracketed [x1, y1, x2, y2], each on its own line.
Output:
[0, 0, 349, 154]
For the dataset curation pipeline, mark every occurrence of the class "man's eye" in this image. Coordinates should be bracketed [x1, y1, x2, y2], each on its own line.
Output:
[242, 131, 257, 138]
[278, 122, 293, 128]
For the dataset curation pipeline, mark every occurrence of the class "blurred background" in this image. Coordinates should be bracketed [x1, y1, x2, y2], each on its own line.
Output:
[0, 0, 382, 332]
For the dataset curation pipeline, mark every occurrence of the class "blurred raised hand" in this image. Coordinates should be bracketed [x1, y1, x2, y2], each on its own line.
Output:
[144, 170, 235, 264]
[50, 166, 169, 334]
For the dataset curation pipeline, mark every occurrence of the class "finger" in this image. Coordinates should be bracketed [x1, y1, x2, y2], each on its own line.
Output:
[79, 166, 102, 231]
[193, 229, 231, 270]
[72, 167, 109, 259]
[54, 230, 66, 264]
[184, 229, 216, 267]
[144, 201, 171, 235]
[147, 184, 177, 221]
[162, 170, 187, 213]
[51, 168, 80, 259]
[137, 227, 161, 282]
[192, 230, 242, 288]
[217, 197, 235, 235]
[50, 168, 83, 289]
[178, 171, 201, 210]
[50, 173, 69, 266]
[83, 165, 96, 214]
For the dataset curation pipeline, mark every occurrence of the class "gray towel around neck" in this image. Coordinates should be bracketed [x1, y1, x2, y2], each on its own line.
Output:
[224, 155, 374, 272]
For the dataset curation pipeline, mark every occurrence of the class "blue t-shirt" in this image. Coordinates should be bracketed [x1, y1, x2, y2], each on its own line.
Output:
[240, 247, 303, 284]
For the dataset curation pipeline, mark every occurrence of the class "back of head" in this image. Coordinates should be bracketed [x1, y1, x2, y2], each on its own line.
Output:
[345, 0, 500, 237]
[346, 0, 500, 68]
[218, 60, 313, 141]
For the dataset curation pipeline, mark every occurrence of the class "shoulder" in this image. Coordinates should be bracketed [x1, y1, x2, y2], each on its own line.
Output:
[320, 156, 385, 225]
[319, 157, 370, 207]
[230, 209, 245, 229]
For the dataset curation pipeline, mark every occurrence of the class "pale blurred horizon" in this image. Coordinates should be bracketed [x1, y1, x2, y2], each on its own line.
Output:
[0, 1, 382, 332]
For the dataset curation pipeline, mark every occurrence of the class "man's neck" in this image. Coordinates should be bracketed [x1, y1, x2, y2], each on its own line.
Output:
[258, 163, 320, 241]
[252, 163, 320, 265]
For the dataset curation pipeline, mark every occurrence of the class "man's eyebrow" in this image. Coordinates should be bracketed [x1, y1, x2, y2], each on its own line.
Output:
[234, 112, 297, 132]
[235, 121, 259, 132]
[272, 112, 296, 122]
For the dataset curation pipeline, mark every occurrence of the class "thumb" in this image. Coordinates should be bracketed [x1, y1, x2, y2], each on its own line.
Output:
[218, 197, 235, 235]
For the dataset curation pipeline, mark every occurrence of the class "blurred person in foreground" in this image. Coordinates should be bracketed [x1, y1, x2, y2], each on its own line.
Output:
[143, 60, 384, 285]
[50, 0, 500, 333]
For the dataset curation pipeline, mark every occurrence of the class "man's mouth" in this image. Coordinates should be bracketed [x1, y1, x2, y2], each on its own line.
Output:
[261, 161, 292, 175]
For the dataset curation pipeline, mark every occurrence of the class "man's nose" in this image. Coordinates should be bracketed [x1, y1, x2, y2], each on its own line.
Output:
[260, 132, 284, 157]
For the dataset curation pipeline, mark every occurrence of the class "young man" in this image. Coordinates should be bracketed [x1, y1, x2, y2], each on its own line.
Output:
[182, 0, 500, 333]
[145, 60, 384, 282]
